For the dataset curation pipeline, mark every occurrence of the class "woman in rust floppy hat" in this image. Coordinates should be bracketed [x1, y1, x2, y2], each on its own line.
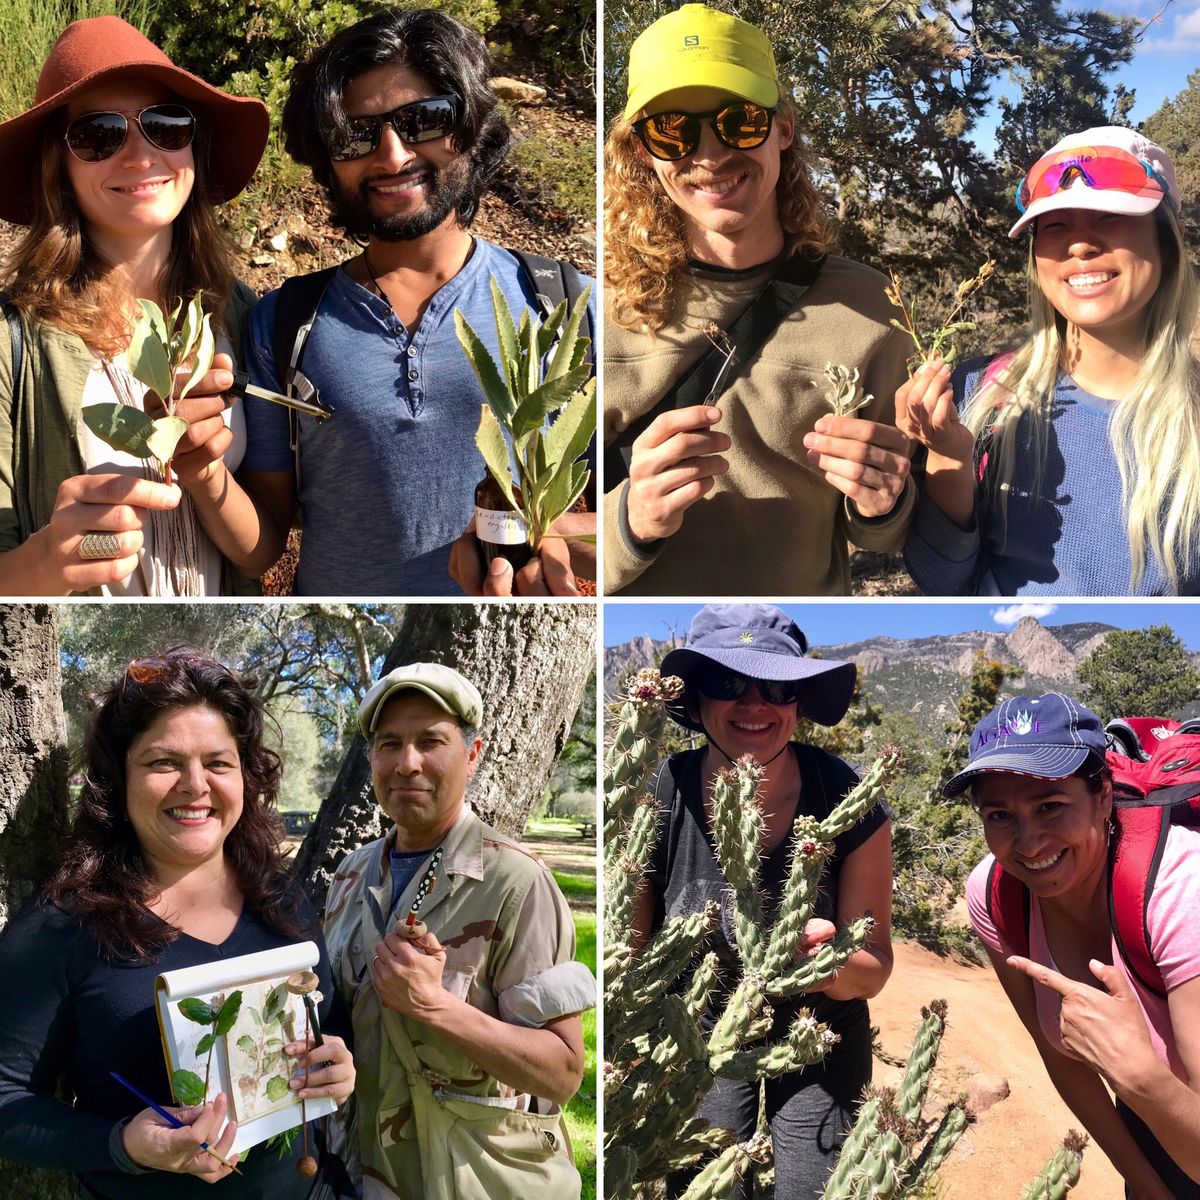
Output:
[631, 604, 895, 1199]
[0, 16, 270, 596]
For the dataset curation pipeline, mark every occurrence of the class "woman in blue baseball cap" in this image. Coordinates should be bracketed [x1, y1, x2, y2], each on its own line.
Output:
[953, 692, 1200, 1198]
[898, 127, 1200, 597]
[632, 603, 894, 1199]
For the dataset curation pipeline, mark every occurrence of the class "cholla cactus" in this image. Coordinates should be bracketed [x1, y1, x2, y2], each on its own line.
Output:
[604, 671, 1091, 1199]
[603, 670, 895, 1198]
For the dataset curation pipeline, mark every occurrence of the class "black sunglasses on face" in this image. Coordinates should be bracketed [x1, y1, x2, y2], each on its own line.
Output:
[330, 95, 458, 162]
[64, 103, 196, 163]
[695, 664, 801, 706]
[632, 100, 776, 162]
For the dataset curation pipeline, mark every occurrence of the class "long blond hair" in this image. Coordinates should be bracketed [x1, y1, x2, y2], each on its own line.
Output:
[965, 205, 1200, 590]
[1, 114, 238, 357]
[604, 106, 835, 333]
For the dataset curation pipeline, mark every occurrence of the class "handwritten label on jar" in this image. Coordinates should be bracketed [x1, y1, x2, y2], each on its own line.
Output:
[475, 506, 528, 546]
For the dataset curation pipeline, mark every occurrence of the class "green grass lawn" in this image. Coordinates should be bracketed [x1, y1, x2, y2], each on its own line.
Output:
[553, 868, 597, 904]
[566, 911, 597, 1200]
[526, 816, 594, 839]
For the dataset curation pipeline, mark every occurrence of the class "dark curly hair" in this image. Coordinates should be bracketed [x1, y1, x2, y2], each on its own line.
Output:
[282, 7, 512, 236]
[46, 648, 304, 961]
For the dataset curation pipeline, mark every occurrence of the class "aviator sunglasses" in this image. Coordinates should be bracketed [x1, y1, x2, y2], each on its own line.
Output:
[695, 663, 802, 706]
[64, 104, 196, 163]
[632, 99, 776, 162]
[1015, 144, 1173, 214]
[330, 95, 458, 162]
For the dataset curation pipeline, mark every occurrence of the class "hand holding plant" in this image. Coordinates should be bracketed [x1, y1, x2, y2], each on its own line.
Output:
[83, 294, 216, 487]
[455, 278, 595, 554]
[886, 259, 996, 375]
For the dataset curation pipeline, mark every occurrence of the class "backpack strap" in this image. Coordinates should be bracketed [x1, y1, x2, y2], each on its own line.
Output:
[1, 292, 23, 414]
[985, 856, 1031, 959]
[511, 249, 594, 364]
[1109, 805, 1172, 998]
[605, 252, 825, 487]
[271, 266, 339, 494]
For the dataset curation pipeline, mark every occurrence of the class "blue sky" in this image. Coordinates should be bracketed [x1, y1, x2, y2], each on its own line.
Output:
[969, 0, 1199, 154]
[602, 601, 1200, 649]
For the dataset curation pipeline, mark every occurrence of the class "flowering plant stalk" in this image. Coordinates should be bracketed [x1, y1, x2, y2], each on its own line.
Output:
[886, 259, 996, 375]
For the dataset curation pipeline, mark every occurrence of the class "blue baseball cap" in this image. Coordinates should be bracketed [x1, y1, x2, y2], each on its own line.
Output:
[660, 604, 857, 729]
[943, 693, 1107, 798]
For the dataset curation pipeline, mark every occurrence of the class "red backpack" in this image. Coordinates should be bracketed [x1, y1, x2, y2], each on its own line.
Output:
[986, 716, 1200, 997]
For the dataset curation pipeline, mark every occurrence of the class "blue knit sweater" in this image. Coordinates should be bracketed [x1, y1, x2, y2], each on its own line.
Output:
[904, 357, 1200, 596]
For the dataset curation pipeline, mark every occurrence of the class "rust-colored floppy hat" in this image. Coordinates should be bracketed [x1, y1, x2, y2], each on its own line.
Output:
[0, 15, 269, 225]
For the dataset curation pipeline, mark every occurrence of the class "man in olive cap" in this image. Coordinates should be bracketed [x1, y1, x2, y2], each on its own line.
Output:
[604, 3, 914, 596]
[322, 662, 593, 1199]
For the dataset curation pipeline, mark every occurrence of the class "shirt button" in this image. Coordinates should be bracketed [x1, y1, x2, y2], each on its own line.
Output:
[408, 368, 419, 381]
[407, 346, 418, 358]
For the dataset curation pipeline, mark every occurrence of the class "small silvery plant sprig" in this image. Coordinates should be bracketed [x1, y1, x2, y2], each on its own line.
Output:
[82, 294, 215, 486]
[885, 258, 996, 376]
[823, 363, 873, 417]
[455, 278, 595, 552]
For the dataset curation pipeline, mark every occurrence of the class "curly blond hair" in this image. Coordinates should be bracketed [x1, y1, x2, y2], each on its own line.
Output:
[604, 106, 835, 333]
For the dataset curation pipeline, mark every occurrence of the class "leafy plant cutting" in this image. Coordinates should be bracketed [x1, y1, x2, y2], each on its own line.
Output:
[886, 259, 996, 375]
[455, 278, 595, 553]
[82, 293, 215, 486]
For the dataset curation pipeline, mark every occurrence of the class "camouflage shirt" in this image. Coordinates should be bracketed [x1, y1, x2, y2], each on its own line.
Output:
[323, 803, 591, 1199]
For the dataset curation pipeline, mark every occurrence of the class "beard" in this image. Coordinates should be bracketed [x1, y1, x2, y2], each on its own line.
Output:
[330, 156, 475, 242]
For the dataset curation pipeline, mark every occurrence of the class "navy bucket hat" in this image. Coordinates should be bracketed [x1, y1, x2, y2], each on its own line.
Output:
[660, 604, 857, 730]
[943, 692, 1108, 799]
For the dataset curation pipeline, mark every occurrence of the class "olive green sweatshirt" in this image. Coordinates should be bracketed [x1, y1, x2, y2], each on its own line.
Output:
[603, 254, 914, 596]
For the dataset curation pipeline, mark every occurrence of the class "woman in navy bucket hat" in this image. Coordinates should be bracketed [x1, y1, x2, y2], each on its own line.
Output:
[637, 604, 893, 1198]
[955, 693, 1200, 1198]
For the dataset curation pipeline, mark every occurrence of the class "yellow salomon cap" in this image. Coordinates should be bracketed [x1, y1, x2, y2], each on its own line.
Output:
[625, 4, 779, 120]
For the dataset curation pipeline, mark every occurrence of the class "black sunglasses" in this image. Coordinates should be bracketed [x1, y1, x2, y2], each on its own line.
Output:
[330, 95, 458, 162]
[632, 100, 776, 162]
[64, 103, 196, 163]
[694, 663, 801, 706]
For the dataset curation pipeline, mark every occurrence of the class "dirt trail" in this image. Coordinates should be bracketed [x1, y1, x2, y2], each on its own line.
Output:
[871, 942, 1123, 1198]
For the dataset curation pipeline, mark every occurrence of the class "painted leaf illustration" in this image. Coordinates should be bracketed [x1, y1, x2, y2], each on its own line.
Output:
[250, 1007, 264, 1027]
[127, 302, 173, 401]
[178, 997, 217, 1025]
[265, 1075, 290, 1103]
[82, 404, 188, 465]
[172, 1069, 207, 1107]
[195, 1032, 215, 1057]
[214, 989, 243, 1036]
[237, 1035, 255, 1053]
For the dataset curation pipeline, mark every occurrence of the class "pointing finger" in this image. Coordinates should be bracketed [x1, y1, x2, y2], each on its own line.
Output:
[1007, 956, 1081, 997]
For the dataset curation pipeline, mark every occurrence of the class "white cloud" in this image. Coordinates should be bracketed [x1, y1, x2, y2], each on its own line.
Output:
[991, 602, 1059, 628]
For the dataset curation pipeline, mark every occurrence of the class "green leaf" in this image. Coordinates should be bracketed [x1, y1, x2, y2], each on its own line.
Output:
[510, 363, 593, 442]
[236, 1035, 255, 1053]
[84, 405, 189, 465]
[265, 1037, 283, 1049]
[126, 306, 173, 402]
[195, 1032, 215, 1056]
[454, 310, 514, 426]
[541, 378, 596, 479]
[540, 459, 590, 534]
[534, 299, 567, 360]
[250, 1007, 264, 1027]
[546, 284, 593, 383]
[265, 1075, 290, 1103]
[172, 1069, 206, 1106]
[177, 309, 214, 403]
[490, 276, 521, 396]
[172, 293, 201, 368]
[521, 308, 540, 396]
[475, 405, 519, 513]
[178, 997, 216, 1025]
[214, 989, 243, 1036]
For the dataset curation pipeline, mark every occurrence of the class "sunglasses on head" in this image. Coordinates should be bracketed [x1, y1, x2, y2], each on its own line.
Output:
[64, 104, 196, 164]
[1015, 144, 1172, 215]
[330, 95, 458, 162]
[632, 99, 775, 162]
[121, 654, 233, 694]
[694, 663, 801, 706]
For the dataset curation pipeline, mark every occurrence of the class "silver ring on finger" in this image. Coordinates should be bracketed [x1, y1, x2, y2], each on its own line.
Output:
[78, 532, 122, 560]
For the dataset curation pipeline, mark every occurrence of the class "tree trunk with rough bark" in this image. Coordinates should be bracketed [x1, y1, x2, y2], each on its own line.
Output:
[293, 602, 595, 907]
[0, 605, 72, 1200]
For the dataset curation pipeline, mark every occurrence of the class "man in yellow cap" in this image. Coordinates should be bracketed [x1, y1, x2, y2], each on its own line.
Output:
[604, 4, 914, 596]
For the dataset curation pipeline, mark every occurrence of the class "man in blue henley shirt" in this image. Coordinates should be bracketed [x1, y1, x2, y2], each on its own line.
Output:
[236, 8, 593, 595]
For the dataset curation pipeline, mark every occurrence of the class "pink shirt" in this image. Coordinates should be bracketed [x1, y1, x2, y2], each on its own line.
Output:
[967, 825, 1200, 1081]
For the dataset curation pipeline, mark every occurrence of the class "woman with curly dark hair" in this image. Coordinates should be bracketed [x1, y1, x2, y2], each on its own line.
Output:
[0, 649, 355, 1199]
